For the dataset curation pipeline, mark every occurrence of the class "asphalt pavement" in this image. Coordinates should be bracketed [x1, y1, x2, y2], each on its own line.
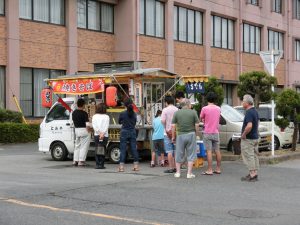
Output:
[0, 143, 300, 225]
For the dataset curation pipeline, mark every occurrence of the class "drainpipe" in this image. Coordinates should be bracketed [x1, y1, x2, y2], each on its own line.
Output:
[239, 0, 243, 75]
[286, 0, 290, 87]
[136, 0, 140, 62]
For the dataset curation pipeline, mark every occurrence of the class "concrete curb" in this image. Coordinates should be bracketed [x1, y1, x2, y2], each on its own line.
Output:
[259, 152, 300, 165]
[217, 150, 300, 165]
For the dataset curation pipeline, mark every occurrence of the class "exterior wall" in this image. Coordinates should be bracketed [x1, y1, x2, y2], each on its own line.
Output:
[174, 42, 204, 75]
[139, 36, 166, 69]
[0, 17, 6, 65]
[242, 53, 264, 73]
[19, 21, 67, 69]
[211, 48, 237, 80]
[3, 0, 300, 113]
[77, 30, 115, 72]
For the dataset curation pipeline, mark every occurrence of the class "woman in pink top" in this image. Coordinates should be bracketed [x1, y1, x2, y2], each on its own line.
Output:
[200, 92, 222, 175]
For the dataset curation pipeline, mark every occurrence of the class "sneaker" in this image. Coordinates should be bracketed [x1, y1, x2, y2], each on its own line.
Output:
[164, 168, 176, 173]
[241, 174, 258, 182]
[174, 172, 181, 178]
[187, 173, 196, 179]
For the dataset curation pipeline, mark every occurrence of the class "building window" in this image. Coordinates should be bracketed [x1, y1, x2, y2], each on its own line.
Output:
[294, 0, 300, 19]
[0, 0, 4, 15]
[173, 6, 203, 44]
[19, 0, 65, 25]
[296, 40, 300, 61]
[243, 23, 261, 54]
[268, 30, 284, 52]
[211, 15, 234, 50]
[139, 0, 164, 38]
[222, 84, 233, 106]
[272, 0, 282, 13]
[20, 68, 64, 117]
[77, 0, 114, 33]
[0, 66, 5, 108]
[247, 0, 259, 6]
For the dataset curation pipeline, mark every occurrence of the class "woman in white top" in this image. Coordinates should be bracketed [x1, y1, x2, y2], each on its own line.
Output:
[92, 103, 110, 169]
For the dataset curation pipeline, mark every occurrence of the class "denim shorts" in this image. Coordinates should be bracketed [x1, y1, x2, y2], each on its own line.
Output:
[164, 135, 175, 154]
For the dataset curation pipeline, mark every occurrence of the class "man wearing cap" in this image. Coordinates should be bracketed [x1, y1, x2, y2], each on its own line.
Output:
[241, 94, 260, 182]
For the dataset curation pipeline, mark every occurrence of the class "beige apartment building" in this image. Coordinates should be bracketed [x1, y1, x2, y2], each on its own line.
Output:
[0, 0, 300, 117]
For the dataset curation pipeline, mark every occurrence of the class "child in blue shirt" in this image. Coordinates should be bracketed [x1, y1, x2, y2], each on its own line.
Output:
[151, 110, 165, 167]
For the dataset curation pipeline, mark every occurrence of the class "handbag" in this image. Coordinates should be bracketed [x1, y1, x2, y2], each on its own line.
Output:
[96, 146, 105, 155]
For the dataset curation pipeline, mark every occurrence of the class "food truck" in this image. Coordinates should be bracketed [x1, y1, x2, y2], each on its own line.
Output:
[38, 68, 179, 163]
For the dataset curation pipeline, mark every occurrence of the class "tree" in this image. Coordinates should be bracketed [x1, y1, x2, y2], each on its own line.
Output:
[237, 71, 277, 108]
[275, 89, 300, 151]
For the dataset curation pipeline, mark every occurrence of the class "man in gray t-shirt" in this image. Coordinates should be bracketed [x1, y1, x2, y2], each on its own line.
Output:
[171, 99, 200, 179]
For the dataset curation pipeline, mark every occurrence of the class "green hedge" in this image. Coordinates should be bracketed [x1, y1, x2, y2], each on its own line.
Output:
[0, 108, 23, 123]
[0, 123, 39, 143]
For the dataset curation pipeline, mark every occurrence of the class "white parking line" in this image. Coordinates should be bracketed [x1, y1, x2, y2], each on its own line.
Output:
[1, 197, 172, 225]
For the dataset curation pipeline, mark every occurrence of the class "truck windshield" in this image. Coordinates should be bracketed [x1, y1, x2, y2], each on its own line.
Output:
[221, 104, 244, 122]
[46, 103, 71, 122]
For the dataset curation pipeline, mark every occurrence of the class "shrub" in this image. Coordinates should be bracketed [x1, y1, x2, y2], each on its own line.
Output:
[0, 123, 39, 143]
[0, 108, 23, 123]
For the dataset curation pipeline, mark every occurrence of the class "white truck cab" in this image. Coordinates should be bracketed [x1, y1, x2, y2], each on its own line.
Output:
[39, 97, 76, 161]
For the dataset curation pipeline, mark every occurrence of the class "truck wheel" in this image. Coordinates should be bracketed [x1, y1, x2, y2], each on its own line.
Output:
[51, 142, 68, 161]
[107, 143, 121, 164]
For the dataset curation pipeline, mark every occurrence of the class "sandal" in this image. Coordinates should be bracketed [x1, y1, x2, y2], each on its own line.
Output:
[213, 171, 222, 175]
[118, 167, 124, 172]
[201, 171, 213, 175]
[132, 167, 139, 171]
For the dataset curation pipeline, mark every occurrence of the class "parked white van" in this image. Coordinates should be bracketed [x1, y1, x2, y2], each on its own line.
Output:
[219, 104, 271, 152]
[234, 104, 293, 150]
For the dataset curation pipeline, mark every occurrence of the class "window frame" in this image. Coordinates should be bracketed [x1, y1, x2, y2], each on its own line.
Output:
[243, 23, 261, 54]
[77, 0, 114, 34]
[249, 0, 259, 6]
[20, 68, 65, 117]
[295, 39, 300, 61]
[0, 66, 5, 108]
[211, 15, 235, 50]
[268, 29, 284, 52]
[272, 0, 282, 14]
[139, 0, 165, 38]
[173, 5, 203, 45]
[294, 0, 300, 20]
[0, 0, 4, 16]
[19, 0, 65, 25]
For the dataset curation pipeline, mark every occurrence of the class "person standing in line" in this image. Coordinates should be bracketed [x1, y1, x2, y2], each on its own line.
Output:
[161, 95, 178, 173]
[92, 103, 110, 169]
[200, 92, 222, 175]
[72, 98, 91, 167]
[240, 94, 260, 182]
[175, 91, 185, 108]
[118, 100, 139, 172]
[171, 99, 200, 179]
[150, 110, 165, 167]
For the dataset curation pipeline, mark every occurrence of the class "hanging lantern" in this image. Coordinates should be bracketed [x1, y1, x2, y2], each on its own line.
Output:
[106, 86, 117, 107]
[41, 88, 53, 108]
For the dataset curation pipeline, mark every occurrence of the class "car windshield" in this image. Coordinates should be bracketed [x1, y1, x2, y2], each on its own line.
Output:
[221, 104, 244, 122]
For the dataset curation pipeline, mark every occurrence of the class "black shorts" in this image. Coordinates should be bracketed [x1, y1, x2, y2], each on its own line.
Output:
[153, 139, 165, 155]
